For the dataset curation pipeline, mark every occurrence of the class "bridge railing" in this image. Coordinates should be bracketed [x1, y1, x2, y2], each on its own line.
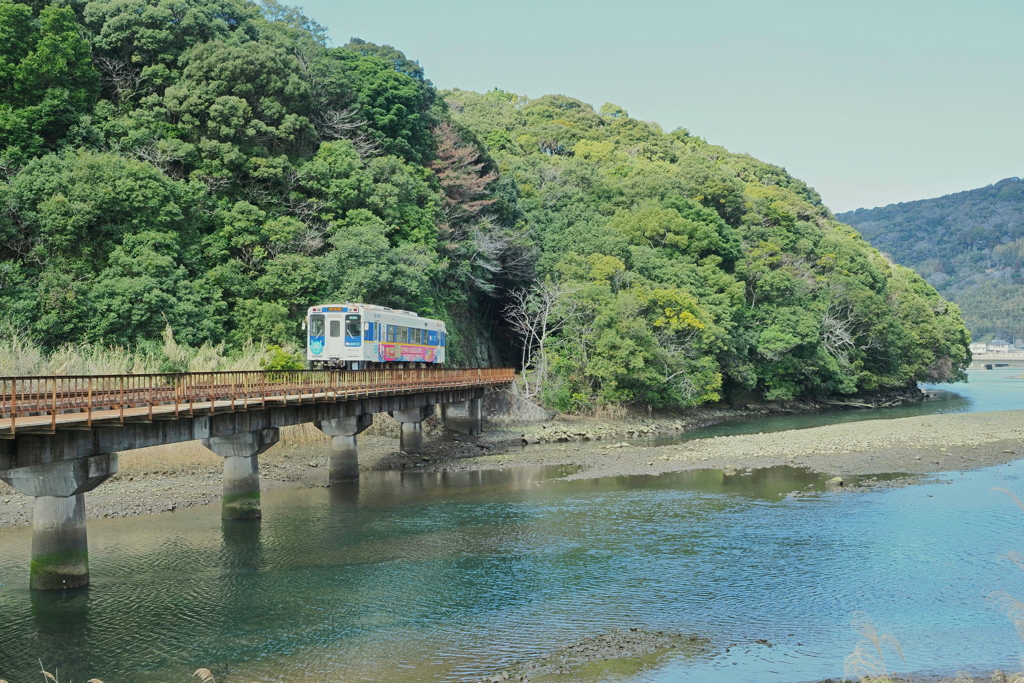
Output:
[0, 368, 514, 433]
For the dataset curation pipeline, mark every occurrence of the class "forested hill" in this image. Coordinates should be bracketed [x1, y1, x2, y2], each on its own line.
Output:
[0, 0, 970, 411]
[838, 178, 1024, 340]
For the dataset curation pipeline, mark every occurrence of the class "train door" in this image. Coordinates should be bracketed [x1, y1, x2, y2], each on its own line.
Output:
[324, 316, 344, 358]
[363, 321, 376, 362]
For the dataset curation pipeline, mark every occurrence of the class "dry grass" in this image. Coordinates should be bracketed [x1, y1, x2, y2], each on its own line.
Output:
[115, 442, 222, 474]
[0, 329, 161, 376]
[0, 325, 292, 377]
[33, 664, 102, 683]
[843, 613, 910, 683]
[20, 665, 212, 683]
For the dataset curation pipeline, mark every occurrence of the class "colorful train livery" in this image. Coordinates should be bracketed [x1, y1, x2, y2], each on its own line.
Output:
[305, 303, 447, 369]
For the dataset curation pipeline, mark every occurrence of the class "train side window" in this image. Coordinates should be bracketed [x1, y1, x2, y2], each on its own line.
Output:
[413, 329, 421, 344]
[387, 325, 395, 342]
[329, 320, 341, 337]
[399, 327, 408, 343]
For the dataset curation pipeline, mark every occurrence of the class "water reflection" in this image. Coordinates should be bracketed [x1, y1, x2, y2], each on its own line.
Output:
[220, 519, 263, 571]
[329, 480, 361, 513]
[0, 462, 1022, 683]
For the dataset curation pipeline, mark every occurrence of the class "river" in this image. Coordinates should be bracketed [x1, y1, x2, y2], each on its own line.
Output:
[1, 367, 1023, 683]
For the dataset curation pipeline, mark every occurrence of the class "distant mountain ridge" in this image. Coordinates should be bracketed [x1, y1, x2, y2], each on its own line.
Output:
[838, 178, 1024, 340]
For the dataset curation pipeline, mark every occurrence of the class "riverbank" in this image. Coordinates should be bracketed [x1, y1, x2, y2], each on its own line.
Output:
[452, 408, 1024, 483]
[2, 406, 1023, 528]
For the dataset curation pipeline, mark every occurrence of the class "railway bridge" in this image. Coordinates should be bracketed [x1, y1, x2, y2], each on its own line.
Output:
[0, 367, 514, 590]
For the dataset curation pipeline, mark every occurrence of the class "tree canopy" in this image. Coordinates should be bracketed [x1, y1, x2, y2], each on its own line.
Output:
[446, 89, 970, 409]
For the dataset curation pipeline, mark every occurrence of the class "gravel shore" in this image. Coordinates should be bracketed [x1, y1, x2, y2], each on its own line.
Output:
[458, 408, 1024, 482]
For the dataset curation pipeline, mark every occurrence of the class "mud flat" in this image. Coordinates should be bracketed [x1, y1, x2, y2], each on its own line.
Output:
[453, 409, 1024, 482]
[2, 409, 1023, 529]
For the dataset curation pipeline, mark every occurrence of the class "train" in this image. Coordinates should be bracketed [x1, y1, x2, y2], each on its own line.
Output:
[305, 303, 447, 369]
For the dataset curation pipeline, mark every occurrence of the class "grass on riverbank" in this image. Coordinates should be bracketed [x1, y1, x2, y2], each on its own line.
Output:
[0, 325, 299, 376]
[844, 614, 911, 682]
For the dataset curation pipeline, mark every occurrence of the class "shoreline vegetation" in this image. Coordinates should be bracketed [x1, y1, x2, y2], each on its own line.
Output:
[0, 327, 302, 377]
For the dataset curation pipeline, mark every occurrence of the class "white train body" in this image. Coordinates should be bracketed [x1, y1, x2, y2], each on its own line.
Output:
[306, 303, 447, 369]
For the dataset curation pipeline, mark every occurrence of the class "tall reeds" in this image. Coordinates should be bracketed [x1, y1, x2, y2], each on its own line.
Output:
[0, 324, 297, 376]
[843, 612, 910, 683]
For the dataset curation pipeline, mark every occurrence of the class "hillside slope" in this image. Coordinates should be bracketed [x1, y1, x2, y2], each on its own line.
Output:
[446, 90, 970, 408]
[838, 178, 1024, 340]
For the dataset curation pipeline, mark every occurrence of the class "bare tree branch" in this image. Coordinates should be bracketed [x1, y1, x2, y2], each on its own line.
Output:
[93, 55, 145, 103]
[312, 107, 383, 158]
[504, 282, 580, 399]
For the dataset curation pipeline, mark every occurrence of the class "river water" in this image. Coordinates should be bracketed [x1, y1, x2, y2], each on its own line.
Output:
[1, 368, 1024, 683]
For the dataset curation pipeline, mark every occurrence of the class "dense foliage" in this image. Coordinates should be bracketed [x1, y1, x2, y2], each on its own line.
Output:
[446, 90, 970, 409]
[0, 0, 970, 409]
[839, 178, 1024, 341]
[0, 0, 526, 366]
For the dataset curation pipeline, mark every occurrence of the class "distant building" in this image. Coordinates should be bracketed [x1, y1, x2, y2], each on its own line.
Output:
[988, 339, 1012, 353]
[970, 342, 988, 354]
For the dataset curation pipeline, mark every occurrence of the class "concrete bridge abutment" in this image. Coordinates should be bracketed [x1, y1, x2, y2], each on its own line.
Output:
[0, 453, 117, 590]
[390, 405, 435, 455]
[316, 414, 373, 482]
[441, 398, 483, 435]
[202, 428, 279, 520]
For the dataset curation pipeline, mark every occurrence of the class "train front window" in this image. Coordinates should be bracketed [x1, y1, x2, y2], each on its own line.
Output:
[329, 320, 341, 337]
[309, 315, 325, 338]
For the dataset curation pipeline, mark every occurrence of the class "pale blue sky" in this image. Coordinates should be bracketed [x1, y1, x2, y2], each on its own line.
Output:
[295, 0, 1023, 213]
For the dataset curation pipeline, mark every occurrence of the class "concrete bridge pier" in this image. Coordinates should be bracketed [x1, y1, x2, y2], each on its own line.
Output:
[315, 414, 373, 482]
[441, 398, 483, 435]
[202, 428, 279, 520]
[390, 405, 435, 455]
[0, 453, 117, 590]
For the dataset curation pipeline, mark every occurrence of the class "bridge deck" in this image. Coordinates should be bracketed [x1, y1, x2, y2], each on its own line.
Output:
[0, 368, 514, 437]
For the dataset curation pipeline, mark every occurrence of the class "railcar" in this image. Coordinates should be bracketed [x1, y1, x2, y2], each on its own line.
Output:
[305, 303, 447, 369]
